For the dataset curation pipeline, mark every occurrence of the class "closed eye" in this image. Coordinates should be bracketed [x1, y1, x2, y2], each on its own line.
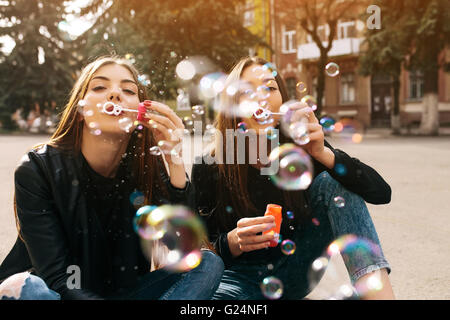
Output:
[123, 89, 136, 95]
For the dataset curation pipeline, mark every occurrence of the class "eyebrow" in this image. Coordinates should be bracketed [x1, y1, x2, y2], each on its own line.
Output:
[91, 76, 137, 85]
[262, 78, 276, 83]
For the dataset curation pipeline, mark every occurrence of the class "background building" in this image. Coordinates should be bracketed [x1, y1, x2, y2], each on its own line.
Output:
[242, 1, 450, 130]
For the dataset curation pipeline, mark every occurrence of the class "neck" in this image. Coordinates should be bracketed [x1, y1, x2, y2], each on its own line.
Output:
[81, 127, 131, 178]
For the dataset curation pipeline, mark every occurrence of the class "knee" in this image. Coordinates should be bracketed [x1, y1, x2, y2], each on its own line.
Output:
[0, 272, 30, 300]
[0, 272, 60, 300]
[201, 250, 225, 274]
[309, 171, 344, 201]
[312, 171, 340, 191]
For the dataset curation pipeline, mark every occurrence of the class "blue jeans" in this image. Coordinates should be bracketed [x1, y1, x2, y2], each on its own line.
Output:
[213, 172, 391, 300]
[1, 250, 224, 300]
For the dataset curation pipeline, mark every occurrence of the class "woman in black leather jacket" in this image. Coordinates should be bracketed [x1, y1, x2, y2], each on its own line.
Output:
[0, 56, 224, 300]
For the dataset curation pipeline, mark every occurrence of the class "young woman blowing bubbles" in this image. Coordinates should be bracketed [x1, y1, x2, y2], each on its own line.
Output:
[0, 56, 224, 300]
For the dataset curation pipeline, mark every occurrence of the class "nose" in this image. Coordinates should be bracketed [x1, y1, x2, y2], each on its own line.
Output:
[108, 86, 122, 103]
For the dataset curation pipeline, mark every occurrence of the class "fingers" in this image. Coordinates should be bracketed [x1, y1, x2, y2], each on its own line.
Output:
[237, 215, 275, 228]
[291, 106, 318, 124]
[146, 100, 184, 129]
[237, 222, 276, 237]
[139, 100, 185, 142]
[147, 113, 177, 131]
[239, 242, 272, 253]
[151, 123, 174, 143]
[235, 216, 277, 253]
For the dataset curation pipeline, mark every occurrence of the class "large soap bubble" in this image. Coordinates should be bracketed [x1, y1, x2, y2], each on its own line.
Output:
[268, 143, 313, 191]
[134, 205, 208, 272]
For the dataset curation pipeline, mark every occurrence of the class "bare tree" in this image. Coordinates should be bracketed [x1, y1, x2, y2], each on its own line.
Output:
[277, 0, 366, 116]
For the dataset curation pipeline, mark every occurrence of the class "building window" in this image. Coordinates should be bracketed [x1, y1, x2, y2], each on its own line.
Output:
[340, 73, 356, 104]
[338, 21, 356, 39]
[243, 0, 254, 27]
[281, 25, 296, 53]
[285, 77, 297, 100]
[409, 70, 424, 100]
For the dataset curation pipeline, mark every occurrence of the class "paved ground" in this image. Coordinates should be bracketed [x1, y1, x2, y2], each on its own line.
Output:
[1, 130, 449, 299]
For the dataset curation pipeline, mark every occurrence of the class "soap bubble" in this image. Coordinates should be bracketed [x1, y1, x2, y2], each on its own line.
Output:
[325, 62, 340, 77]
[136, 205, 208, 272]
[88, 121, 101, 136]
[118, 117, 134, 133]
[237, 121, 248, 133]
[333, 196, 346, 208]
[138, 74, 151, 86]
[289, 121, 310, 145]
[199, 72, 226, 99]
[286, 211, 294, 219]
[217, 80, 260, 118]
[296, 81, 307, 93]
[182, 116, 194, 127]
[176, 60, 196, 80]
[261, 62, 278, 77]
[133, 205, 163, 240]
[279, 100, 310, 145]
[191, 105, 205, 116]
[125, 53, 136, 64]
[281, 239, 296, 255]
[149, 146, 162, 156]
[307, 234, 382, 299]
[260, 276, 284, 300]
[354, 270, 384, 297]
[269, 144, 313, 191]
[129, 190, 145, 208]
[332, 118, 365, 144]
[264, 126, 278, 140]
[319, 116, 336, 133]
[300, 95, 317, 111]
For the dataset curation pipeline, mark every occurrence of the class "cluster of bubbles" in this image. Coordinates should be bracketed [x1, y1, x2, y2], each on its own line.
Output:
[132, 204, 207, 272]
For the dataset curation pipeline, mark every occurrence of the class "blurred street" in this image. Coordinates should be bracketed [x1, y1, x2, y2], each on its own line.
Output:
[1, 131, 449, 299]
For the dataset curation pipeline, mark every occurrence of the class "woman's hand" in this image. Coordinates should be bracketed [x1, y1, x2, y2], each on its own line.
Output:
[288, 103, 335, 169]
[227, 215, 276, 257]
[139, 100, 187, 188]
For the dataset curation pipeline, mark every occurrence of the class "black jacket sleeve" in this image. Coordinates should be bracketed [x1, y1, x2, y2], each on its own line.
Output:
[191, 162, 235, 267]
[312, 140, 392, 204]
[157, 159, 194, 208]
[14, 154, 101, 300]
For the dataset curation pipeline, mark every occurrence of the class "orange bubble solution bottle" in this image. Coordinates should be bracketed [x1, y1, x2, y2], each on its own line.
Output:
[263, 204, 282, 247]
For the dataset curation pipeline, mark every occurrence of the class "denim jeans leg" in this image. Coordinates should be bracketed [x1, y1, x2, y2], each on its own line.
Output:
[306, 171, 391, 283]
[0, 272, 60, 300]
[212, 264, 269, 300]
[159, 250, 224, 300]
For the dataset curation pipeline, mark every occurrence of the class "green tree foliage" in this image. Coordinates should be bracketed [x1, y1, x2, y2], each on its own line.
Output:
[0, 0, 78, 124]
[77, 0, 265, 101]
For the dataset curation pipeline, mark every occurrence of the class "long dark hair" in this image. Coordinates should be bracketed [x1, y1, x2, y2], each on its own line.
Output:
[212, 56, 311, 231]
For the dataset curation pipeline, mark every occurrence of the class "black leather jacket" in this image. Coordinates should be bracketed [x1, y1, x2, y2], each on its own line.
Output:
[0, 144, 193, 299]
